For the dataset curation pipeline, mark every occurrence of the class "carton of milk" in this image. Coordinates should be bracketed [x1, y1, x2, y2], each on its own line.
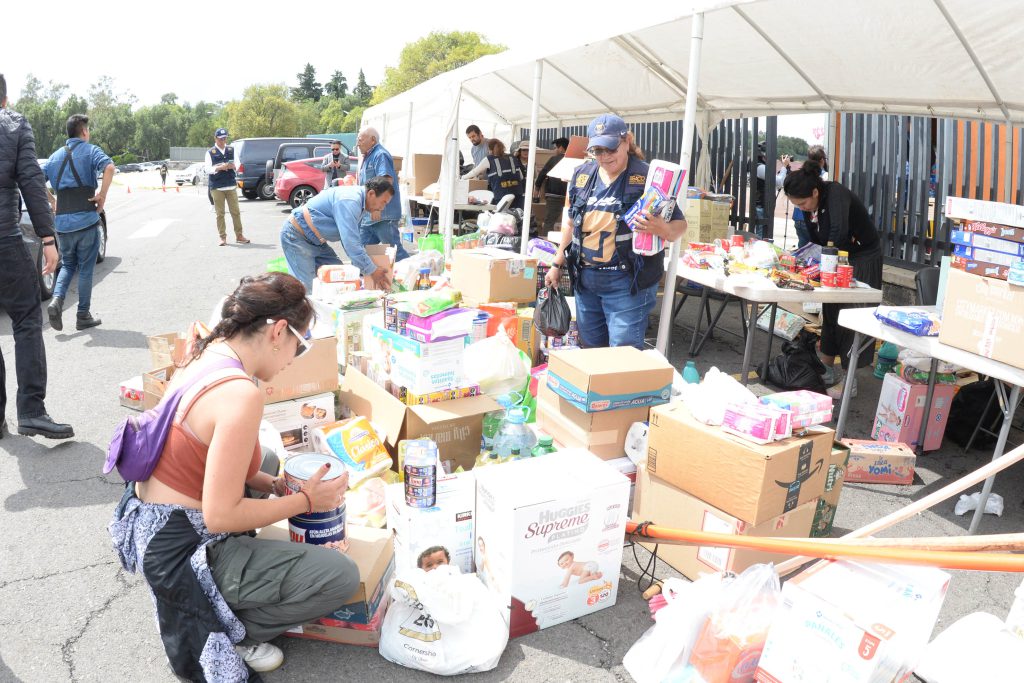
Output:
[473, 449, 629, 638]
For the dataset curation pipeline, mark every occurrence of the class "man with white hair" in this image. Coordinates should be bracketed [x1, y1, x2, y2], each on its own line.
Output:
[356, 127, 408, 261]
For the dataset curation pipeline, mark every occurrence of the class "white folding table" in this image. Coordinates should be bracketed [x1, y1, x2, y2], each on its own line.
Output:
[836, 306, 1024, 534]
[676, 263, 883, 385]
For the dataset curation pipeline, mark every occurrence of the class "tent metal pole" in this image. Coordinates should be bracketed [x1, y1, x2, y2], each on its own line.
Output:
[656, 13, 704, 356]
[522, 60, 544, 255]
[402, 102, 414, 222]
[443, 89, 462, 259]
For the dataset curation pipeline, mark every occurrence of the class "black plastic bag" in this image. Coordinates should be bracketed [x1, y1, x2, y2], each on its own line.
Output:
[482, 231, 522, 252]
[534, 286, 571, 337]
[762, 330, 827, 392]
[945, 379, 1001, 449]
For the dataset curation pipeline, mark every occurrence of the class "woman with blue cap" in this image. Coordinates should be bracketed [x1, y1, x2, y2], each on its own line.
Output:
[544, 114, 687, 348]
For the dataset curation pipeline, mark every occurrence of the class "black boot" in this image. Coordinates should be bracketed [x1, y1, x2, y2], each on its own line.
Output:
[76, 311, 102, 330]
[18, 413, 74, 439]
[47, 297, 64, 331]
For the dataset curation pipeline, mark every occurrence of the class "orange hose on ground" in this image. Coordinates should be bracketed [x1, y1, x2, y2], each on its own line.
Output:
[627, 521, 1024, 573]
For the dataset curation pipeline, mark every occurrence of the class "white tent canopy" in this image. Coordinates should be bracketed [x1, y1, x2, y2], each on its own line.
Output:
[364, 0, 1024, 156]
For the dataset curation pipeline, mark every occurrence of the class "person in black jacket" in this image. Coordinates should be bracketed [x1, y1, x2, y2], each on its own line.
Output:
[533, 137, 569, 230]
[0, 74, 74, 439]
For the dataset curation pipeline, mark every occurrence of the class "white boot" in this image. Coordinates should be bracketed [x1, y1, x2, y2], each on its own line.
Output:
[236, 642, 284, 672]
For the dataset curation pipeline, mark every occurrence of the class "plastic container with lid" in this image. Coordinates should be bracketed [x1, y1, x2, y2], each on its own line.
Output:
[492, 407, 537, 460]
[531, 435, 557, 458]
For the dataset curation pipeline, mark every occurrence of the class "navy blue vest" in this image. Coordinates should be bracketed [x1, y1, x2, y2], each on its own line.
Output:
[208, 145, 236, 190]
[486, 155, 524, 209]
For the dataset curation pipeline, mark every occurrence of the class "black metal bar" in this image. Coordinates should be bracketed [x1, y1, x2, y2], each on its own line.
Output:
[893, 117, 907, 261]
[975, 121, 984, 200]
[931, 119, 948, 265]
[739, 118, 749, 231]
[991, 124, 1000, 202]
[764, 116, 778, 240]
[963, 120, 971, 199]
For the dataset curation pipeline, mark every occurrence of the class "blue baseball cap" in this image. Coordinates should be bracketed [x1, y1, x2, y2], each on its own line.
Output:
[215, 128, 228, 138]
[587, 114, 628, 150]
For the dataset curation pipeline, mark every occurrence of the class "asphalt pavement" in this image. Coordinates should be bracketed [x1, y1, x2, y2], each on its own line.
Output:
[1, 171, 1022, 681]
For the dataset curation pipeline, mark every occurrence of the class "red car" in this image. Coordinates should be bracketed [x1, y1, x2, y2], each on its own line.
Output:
[274, 157, 357, 208]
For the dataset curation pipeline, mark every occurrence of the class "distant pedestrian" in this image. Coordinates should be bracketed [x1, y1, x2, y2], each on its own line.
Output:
[204, 128, 249, 247]
[462, 138, 525, 210]
[159, 163, 167, 186]
[0, 73, 74, 439]
[43, 113, 115, 332]
[356, 127, 409, 262]
[466, 124, 488, 165]
[320, 140, 347, 190]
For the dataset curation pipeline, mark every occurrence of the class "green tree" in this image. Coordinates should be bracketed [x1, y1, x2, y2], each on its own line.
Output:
[183, 101, 225, 147]
[87, 76, 138, 156]
[352, 70, 374, 106]
[292, 63, 323, 102]
[160, 92, 178, 106]
[226, 84, 301, 138]
[324, 70, 348, 99]
[340, 106, 366, 133]
[371, 32, 505, 104]
[776, 135, 810, 160]
[134, 102, 189, 160]
[14, 76, 89, 155]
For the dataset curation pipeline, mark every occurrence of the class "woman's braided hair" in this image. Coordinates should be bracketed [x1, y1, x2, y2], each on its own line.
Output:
[187, 272, 313, 364]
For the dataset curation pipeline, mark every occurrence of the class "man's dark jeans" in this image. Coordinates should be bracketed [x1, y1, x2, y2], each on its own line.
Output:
[0, 235, 48, 420]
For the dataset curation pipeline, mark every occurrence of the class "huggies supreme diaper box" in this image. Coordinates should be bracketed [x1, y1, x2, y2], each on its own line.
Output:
[473, 449, 629, 638]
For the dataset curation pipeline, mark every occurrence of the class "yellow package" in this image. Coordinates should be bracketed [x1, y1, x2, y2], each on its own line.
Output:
[311, 417, 391, 482]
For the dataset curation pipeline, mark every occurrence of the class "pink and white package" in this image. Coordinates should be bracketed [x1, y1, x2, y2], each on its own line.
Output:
[760, 390, 833, 427]
[721, 402, 778, 445]
[762, 405, 793, 440]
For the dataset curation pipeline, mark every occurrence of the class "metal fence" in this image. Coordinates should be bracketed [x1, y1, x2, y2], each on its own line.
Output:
[524, 115, 1024, 269]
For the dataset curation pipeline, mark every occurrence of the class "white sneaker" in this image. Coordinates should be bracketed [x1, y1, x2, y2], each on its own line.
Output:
[827, 373, 858, 400]
[236, 642, 284, 672]
[822, 365, 837, 387]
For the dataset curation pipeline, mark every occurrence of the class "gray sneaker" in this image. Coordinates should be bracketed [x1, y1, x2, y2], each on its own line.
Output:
[822, 364, 837, 387]
[235, 643, 283, 673]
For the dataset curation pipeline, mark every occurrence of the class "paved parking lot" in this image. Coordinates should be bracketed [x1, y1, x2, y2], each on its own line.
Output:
[1, 176, 1021, 681]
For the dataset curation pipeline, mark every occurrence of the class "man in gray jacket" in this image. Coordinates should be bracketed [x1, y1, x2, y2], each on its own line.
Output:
[0, 74, 74, 439]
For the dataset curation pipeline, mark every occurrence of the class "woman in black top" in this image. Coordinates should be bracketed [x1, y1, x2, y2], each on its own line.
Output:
[783, 160, 883, 397]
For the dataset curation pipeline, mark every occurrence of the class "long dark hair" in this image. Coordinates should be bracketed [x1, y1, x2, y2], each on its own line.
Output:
[783, 159, 827, 199]
[188, 272, 313, 364]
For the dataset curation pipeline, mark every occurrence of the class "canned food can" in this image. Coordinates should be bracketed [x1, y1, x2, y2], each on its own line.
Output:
[820, 271, 837, 288]
[405, 485, 436, 498]
[403, 463, 436, 478]
[405, 474, 435, 488]
[730, 234, 745, 248]
[405, 494, 436, 508]
[289, 503, 346, 545]
[283, 453, 345, 520]
[836, 264, 854, 288]
[397, 310, 411, 336]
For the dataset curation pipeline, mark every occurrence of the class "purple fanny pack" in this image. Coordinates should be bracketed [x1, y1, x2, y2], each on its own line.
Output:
[104, 357, 244, 482]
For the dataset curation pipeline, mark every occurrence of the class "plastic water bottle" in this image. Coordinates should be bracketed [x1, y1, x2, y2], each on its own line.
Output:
[474, 450, 506, 468]
[482, 395, 513, 452]
[493, 407, 537, 460]
[531, 435, 557, 458]
[683, 361, 700, 384]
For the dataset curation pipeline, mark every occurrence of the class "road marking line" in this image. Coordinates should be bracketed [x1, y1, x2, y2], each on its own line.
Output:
[129, 218, 177, 240]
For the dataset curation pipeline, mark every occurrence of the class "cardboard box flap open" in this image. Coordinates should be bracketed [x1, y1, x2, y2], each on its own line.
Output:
[340, 366, 406, 446]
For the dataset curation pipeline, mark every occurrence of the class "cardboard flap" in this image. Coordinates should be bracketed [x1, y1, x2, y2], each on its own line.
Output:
[408, 394, 499, 422]
[340, 367, 406, 446]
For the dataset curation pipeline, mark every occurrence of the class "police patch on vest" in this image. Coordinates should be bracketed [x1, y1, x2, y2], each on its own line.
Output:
[575, 174, 590, 188]
[628, 174, 646, 185]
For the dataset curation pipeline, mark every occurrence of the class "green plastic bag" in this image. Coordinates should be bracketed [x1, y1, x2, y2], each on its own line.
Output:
[418, 234, 444, 253]
[266, 256, 289, 273]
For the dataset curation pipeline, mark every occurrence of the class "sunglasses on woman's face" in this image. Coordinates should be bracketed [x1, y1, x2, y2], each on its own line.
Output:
[267, 319, 313, 358]
[588, 146, 619, 158]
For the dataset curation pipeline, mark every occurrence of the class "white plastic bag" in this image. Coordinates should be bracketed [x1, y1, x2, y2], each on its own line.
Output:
[392, 250, 445, 291]
[463, 333, 529, 397]
[897, 349, 960, 375]
[379, 566, 508, 676]
[954, 492, 1004, 516]
[915, 612, 1024, 682]
[623, 575, 725, 683]
[681, 366, 759, 426]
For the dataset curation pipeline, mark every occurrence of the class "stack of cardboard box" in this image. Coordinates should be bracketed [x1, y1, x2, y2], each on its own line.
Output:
[538, 347, 673, 459]
[941, 197, 1024, 370]
[635, 402, 838, 579]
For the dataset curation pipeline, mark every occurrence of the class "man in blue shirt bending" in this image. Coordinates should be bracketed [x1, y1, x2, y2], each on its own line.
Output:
[279, 176, 395, 291]
[356, 127, 409, 262]
[42, 114, 113, 331]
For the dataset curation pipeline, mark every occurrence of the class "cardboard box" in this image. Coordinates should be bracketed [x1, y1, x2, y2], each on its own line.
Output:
[257, 523, 395, 645]
[361, 244, 397, 290]
[253, 336, 339, 404]
[951, 229, 1024, 257]
[386, 471, 476, 575]
[956, 219, 1024, 243]
[945, 195, 1024, 228]
[370, 325, 468, 394]
[756, 560, 949, 683]
[842, 438, 916, 485]
[647, 402, 832, 525]
[310, 300, 380, 369]
[148, 332, 187, 368]
[546, 346, 673, 413]
[450, 248, 539, 306]
[340, 367, 498, 471]
[951, 243, 1023, 268]
[509, 308, 541, 363]
[261, 392, 336, 452]
[685, 195, 732, 242]
[408, 153, 442, 196]
[870, 373, 956, 452]
[939, 267, 1024, 370]
[474, 450, 629, 638]
[142, 365, 177, 411]
[811, 441, 850, 538]
[951, 255, 1011, 281]
[633, 468, 815, 580]
[119, 376, 145, 411]
[537, 382, 647, 459]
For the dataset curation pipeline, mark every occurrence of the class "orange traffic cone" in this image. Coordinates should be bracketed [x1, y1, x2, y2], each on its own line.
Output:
[127, 185, 131, 194]
[162, 185, 166, 192]
[175, 185, 180, 193]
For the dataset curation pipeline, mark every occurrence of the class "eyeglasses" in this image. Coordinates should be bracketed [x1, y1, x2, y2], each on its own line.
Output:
[267, 319, 312, 358]
[588, 146, 619, 158]
[331, 148, 341, 153]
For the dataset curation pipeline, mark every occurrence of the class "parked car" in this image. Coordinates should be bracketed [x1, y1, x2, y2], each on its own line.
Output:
[174, 162, 205, 186]
[231, 137, 322, 201]
[120, 163, 143, 173]
[265, 141, 353, 193]
[18, 192, 108, 301]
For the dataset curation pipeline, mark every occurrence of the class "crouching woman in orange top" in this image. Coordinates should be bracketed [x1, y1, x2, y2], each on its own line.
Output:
[110, 272, 357, 679]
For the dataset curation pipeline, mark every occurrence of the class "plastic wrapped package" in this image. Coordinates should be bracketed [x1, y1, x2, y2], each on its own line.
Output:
[681, 366, 759, 426]
[392, 250, 445, 291]
[897, 349, 960, 375]
[463, 333, 530, 397]
[391, 287, 462, 317]
[873, 306, 941, 336]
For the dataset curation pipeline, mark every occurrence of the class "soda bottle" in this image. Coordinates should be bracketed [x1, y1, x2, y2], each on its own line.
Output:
[531, 435, 557, 458]
[493, 407, 537, 460]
